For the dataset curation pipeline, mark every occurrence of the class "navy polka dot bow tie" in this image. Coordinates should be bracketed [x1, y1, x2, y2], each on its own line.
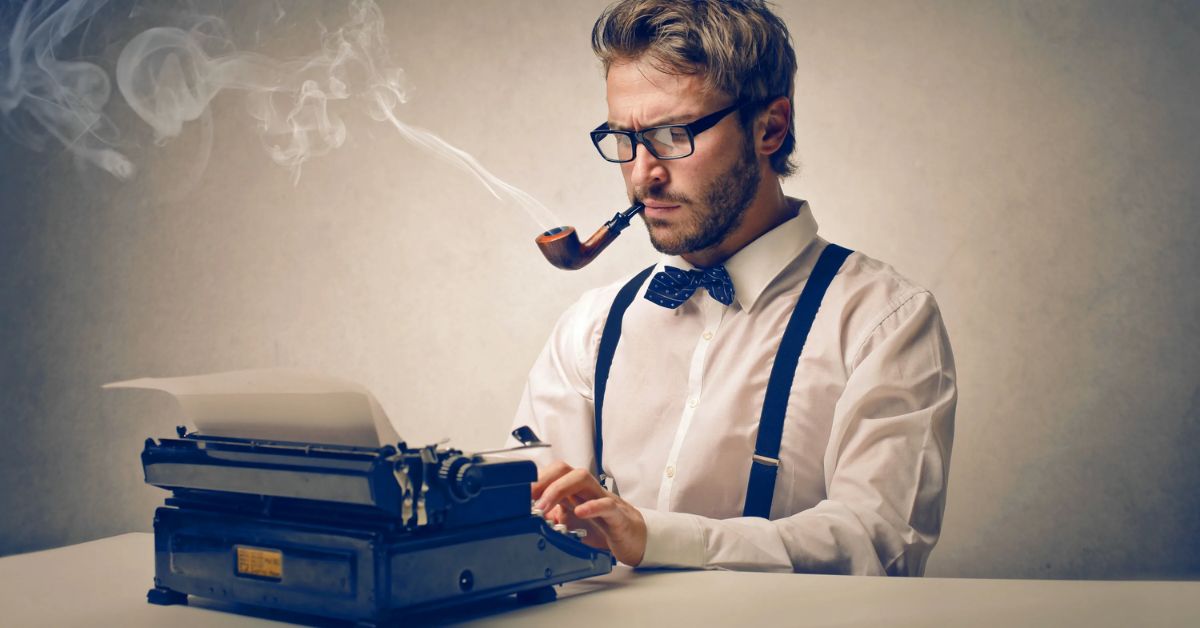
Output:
[644, 265, 735, 309]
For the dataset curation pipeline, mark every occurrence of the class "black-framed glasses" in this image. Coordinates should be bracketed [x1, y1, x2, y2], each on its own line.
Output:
[590, 101, 743, 163]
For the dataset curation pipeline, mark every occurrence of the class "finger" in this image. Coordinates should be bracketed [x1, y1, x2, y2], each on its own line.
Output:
[530, 461, 574, 500]
[536, 467, 595, 508]
[546, 503, 583, 530]
[572, 496, 619, 521]
[544, 504, 608, 549]
[535, 468, 604, 511]
[573, 497, 636, 542]
[543, 506, 609, 550]
[571, 497, 646, 566]
[546, 503, 567, 525]
[571, 498, 625, 552]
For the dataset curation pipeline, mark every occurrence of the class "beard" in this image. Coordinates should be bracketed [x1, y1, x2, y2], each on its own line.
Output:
[638, 134, 761, 256]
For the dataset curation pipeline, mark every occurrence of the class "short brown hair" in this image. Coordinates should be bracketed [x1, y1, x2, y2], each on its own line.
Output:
[592, 0, 798, 177]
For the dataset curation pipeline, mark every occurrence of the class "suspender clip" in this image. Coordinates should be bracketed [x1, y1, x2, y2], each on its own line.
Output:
[752, 454, 780, 467]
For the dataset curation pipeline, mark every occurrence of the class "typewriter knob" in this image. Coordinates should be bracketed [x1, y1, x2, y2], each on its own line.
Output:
[437, 455, 484, 502]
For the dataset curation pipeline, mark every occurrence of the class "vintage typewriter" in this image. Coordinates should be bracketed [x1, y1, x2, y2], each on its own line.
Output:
[141, 426, 612, 625]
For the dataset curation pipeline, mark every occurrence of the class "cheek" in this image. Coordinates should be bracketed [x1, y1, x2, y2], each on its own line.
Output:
[665, 161, 705, 191]
[619, 163, 635, 187]
[693, 127, 749, 176]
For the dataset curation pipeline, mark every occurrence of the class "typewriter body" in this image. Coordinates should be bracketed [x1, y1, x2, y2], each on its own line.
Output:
[142, 428, 612, 625]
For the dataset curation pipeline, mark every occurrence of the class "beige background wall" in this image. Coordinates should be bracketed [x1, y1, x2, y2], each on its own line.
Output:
[1, 1, 1196, 579]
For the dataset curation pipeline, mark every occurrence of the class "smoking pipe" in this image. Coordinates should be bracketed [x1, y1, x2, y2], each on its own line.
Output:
[536, 203, 645, 270]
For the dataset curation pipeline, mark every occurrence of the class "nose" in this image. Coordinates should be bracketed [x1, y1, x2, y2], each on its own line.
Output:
[626, 143, 669, 192]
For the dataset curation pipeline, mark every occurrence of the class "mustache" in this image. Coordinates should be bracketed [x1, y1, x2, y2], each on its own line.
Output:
[633, 186, 691, 205]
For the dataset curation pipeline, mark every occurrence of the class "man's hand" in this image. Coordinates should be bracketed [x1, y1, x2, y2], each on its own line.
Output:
[531, 461, 646, 566]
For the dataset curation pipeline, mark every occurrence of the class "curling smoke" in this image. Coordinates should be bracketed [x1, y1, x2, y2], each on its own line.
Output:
[0, 0, 134, 179]
[114, 3, 366, 182]
[1, 0, 558, 229]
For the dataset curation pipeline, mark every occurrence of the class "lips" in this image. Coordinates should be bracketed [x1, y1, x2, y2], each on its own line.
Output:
[642, 200, 681, 218]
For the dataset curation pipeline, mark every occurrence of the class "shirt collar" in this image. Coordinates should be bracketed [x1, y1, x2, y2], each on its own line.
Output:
[657, 198, 819, 313]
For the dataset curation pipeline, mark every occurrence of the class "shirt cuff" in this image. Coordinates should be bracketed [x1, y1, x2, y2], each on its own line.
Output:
[639, 508, 706, 569]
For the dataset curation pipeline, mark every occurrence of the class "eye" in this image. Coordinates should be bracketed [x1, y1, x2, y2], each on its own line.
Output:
[645, 127, 675, 152]
[644, 126, 691, 158]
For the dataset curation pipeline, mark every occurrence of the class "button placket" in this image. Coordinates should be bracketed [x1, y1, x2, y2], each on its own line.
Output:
[655, 297, 729, 512]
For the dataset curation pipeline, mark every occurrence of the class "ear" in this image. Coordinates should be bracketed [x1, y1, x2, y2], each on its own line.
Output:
[755, 96, 791, 157]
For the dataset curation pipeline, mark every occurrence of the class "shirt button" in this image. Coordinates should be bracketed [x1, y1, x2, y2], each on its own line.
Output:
[688, 398, 698, 408]
[702, 331, 714, 341]
[665, 465, 676, 479]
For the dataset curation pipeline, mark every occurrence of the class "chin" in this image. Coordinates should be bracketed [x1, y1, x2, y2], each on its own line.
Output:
[646, 229, 689, 256]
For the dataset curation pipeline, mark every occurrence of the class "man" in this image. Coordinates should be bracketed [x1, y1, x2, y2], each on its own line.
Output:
[510, 0, 956, 576]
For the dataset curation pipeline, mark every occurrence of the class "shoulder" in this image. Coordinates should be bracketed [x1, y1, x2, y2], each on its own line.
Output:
[567, 263, 658, 321]
[838, 248, 933, 315]
[828, 247, 948, 365]
[548, 264, 660, 363]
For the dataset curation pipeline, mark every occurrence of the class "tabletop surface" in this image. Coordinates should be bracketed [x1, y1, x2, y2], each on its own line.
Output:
[2, 533, 1198, 627]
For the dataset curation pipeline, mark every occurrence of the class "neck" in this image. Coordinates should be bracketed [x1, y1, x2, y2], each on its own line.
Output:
[681, 179, 794, 268]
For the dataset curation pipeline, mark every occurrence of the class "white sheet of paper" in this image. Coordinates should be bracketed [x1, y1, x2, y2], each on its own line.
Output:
[104, 368, 401, 447]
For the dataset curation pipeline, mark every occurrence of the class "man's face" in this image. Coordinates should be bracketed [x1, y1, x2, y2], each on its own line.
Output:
[605, 60, 761, 257]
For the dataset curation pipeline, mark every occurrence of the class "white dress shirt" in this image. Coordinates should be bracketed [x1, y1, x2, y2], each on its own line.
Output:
[509, 199, 956, 576]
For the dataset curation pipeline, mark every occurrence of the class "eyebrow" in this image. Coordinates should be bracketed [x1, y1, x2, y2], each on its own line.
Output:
[607, 112, 699, 132]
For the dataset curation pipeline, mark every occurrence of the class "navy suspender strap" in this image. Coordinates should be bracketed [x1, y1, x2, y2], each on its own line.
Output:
[593, 264, 656, 486]
[743, 243, 853, 518]
[591, 244, 852, 513]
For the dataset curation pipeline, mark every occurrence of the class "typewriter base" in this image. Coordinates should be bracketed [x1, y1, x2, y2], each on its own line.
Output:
[149, 505, 612, 624]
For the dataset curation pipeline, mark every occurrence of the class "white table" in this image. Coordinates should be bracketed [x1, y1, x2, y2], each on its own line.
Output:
[2, 533, 1197, 627]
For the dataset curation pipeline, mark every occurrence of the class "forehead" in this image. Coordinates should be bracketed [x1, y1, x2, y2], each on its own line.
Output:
[605, 59, 723, 127]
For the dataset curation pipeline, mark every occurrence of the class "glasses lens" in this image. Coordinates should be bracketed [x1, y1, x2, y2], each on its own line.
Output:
[644, 126, 693, 159]
[594, 132, 634, 162]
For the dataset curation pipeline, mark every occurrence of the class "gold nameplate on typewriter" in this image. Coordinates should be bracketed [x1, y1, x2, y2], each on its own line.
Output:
[235, 546, 283, 580]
